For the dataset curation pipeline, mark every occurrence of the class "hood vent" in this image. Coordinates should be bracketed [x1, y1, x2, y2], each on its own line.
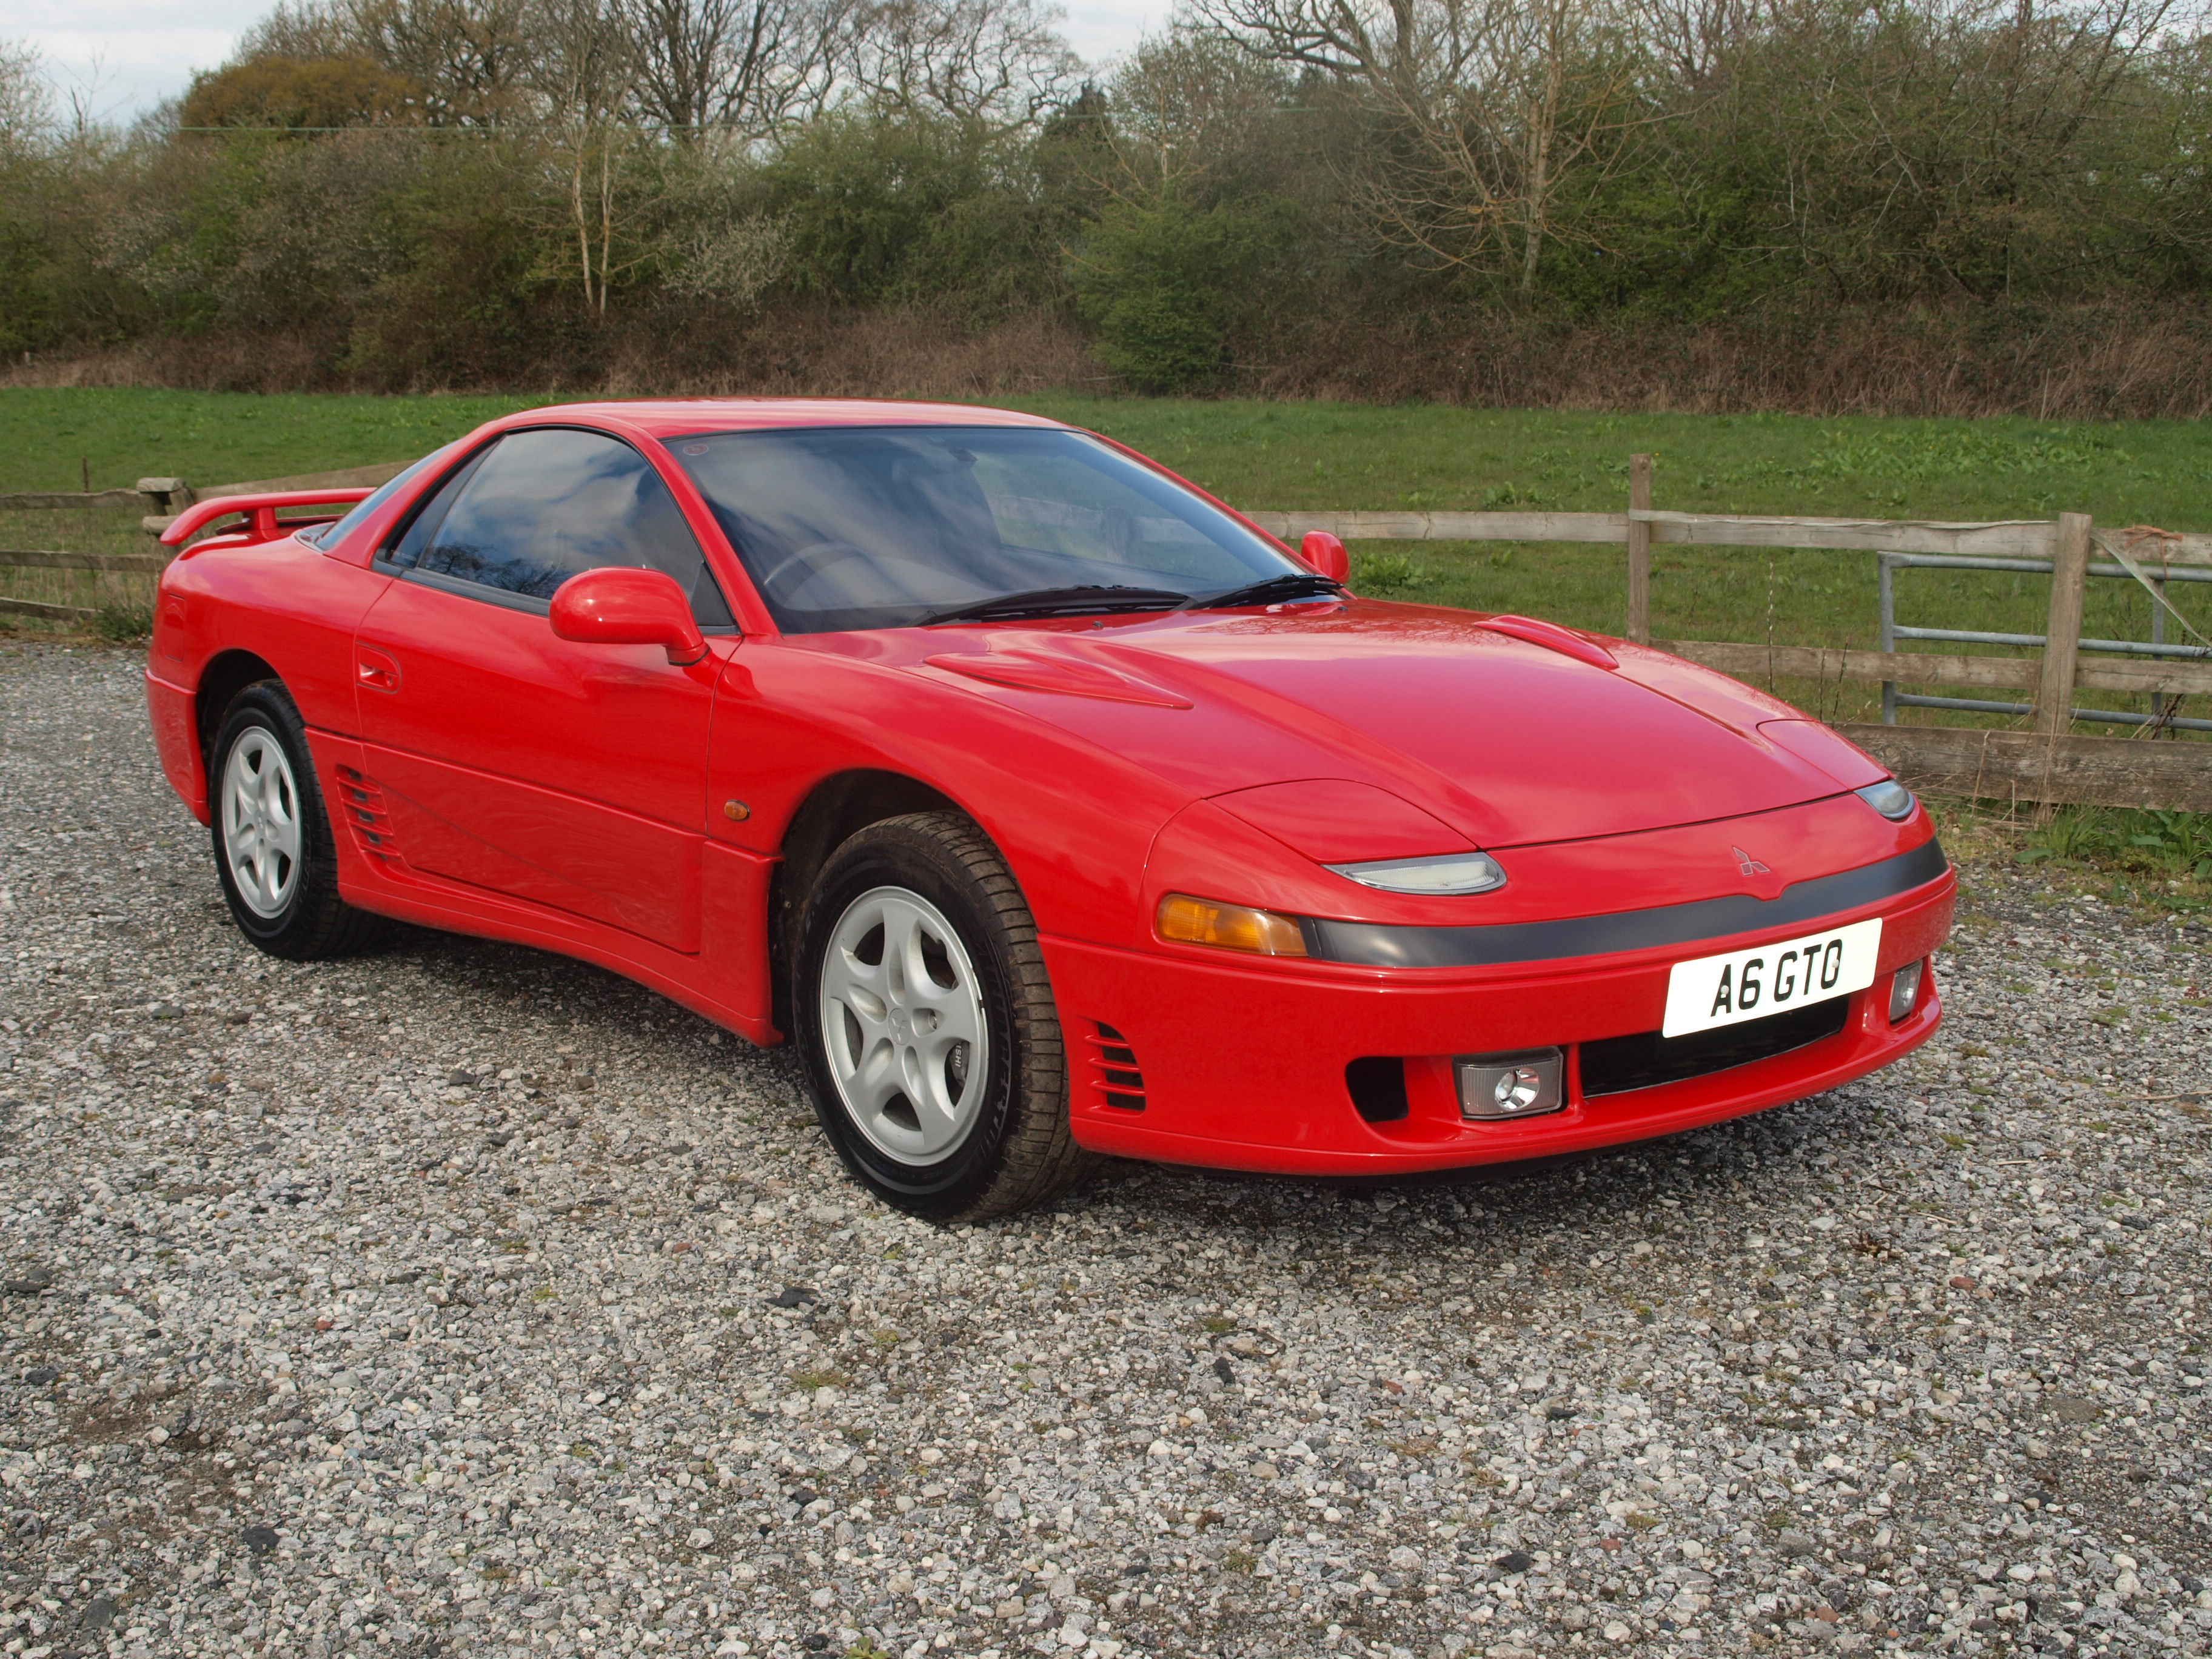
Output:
[1086, 1022, 1147, 1111]
[928, 650, 1191, 708]
[1473, 614, 1619, 670]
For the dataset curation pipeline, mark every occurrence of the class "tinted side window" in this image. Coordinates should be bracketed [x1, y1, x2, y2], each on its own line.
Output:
[307, 449, 446, 550]
[392, 429, 733, 626]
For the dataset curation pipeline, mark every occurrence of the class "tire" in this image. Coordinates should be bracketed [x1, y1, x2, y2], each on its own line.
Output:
[795, 811, 1094, 1220]
[207, 681, 388, 960]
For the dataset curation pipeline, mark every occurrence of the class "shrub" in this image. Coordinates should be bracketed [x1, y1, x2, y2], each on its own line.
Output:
[94, 603, 154, 642]
[1071, 191, 1309, 392]
[179, 56, 423, 132]
[1351, 551, 1424, 594]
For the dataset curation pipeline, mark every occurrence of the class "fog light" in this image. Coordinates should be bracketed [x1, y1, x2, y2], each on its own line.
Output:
[1889, 959, 1925, 1022]
[1457, 1048, 1565, 1119]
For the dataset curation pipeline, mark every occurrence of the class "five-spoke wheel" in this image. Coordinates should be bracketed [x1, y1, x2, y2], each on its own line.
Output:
[818, 885, 989, 1163]
[207, 682, 387, 959]
[796, 811, 1093, 1219]
[220, 726, 303, 919]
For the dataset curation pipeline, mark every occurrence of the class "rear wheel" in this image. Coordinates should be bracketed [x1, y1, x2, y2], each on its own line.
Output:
[209, 682, 387, 960]
[796, 812, 1092, 1219]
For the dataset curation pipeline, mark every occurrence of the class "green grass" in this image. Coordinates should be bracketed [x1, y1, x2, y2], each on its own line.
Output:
[8, 389, 2212, 523]
[0, 388, 549, 494]
[1024, 398, 2212, 527]
[1, 389, 2204, 734]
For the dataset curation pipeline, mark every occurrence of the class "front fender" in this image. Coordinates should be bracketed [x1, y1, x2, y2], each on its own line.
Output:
[709, 643, 1199, 950]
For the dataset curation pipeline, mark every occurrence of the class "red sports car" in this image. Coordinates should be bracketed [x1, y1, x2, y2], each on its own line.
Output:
[144, 400, 1951, 1217]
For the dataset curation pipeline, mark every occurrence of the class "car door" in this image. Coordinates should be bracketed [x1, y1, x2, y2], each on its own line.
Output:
[351, 426, 738, 953]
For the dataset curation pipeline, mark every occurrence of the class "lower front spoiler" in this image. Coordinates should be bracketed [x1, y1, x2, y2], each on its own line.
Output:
[1074, 979, 1936, 1178]
[1042, 871, 1951, 1178]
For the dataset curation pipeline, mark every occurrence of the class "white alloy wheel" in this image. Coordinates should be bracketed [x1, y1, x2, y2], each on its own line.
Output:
[817, 884, 989, 1164]
[221, 727, 304, 919]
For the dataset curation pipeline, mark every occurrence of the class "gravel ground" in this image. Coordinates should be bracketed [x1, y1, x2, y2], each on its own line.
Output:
[1, 637, 2208, 1659]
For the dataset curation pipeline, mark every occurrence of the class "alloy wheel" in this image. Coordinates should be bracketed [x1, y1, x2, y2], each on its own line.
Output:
[220, 728, 303, 919]
[817, 884, 989, 1164]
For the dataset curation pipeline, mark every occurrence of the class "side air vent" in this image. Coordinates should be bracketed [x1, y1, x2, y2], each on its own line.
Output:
[1085, 1022, 1146, 1111]
[335, 765, 403, 868]
[1345, 1056, 1410, 1123]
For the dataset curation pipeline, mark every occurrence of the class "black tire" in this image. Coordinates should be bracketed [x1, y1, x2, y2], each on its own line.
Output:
[794, 811, 1094, 1220]
[207, 682, 388, 960]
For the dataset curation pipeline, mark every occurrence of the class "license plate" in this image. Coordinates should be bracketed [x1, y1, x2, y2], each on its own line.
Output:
[1660, 918, 1882, 1038]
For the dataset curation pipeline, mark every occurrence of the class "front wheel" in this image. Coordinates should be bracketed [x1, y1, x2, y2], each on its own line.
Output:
[795, 812, 1092, 1220]
[208, 682, 387, 960]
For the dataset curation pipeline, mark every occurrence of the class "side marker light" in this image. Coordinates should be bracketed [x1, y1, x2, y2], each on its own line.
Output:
[1156, 894, 1308, 957]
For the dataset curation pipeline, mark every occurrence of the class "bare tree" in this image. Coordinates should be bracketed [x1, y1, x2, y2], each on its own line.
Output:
[1104, 30, 1298, 192]
[347, 0, 536, 122]
[236, 1, 363, 61]
[1192, 0, 1655, 287]
[620, 0, 844, 138]
[0, 39, 55, 164]
[842, 0, 1081, 126]
[529, 0, 639, 307]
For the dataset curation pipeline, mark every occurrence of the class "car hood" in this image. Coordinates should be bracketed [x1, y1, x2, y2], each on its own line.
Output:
[905, 600, 1882, 850]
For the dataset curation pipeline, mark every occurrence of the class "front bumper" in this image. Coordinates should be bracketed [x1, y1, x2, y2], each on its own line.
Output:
[1044, 863, 1952, 1176]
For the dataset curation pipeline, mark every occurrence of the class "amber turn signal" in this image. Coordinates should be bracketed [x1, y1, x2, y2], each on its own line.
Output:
[1156, 894, 1308, 956]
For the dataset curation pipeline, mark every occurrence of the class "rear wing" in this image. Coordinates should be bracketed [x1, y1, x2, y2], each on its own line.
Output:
[158, 488, 376, 551]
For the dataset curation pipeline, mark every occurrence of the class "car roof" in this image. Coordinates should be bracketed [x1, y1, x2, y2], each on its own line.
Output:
[511, 398, 1073, 438]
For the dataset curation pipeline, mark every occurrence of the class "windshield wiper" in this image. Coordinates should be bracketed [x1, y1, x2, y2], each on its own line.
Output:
[1179, 572, 1344, 611]
[917, 585, 1191, 625]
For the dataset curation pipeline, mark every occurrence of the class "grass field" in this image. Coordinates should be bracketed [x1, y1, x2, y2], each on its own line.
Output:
[2, 387, 2206, 732]
[7, 387, 2212, 521]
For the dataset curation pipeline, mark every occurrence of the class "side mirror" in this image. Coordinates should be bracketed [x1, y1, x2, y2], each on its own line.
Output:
[1299, 530, 1350, 586]
[549, 567, 709, 666]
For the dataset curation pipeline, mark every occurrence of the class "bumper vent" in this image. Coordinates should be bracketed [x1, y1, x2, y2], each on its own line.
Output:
[1345, 1056, 1410, 1123]
[1580, 995, 1849, 1098]
[1085, 1022, 1146, 1111]
[335, 765, 403, 868]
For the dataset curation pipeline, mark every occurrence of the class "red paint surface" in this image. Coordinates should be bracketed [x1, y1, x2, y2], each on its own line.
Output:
[146, 397, 1952, 1178]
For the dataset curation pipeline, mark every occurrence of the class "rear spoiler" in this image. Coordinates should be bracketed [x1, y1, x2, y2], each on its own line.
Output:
[158, 488, 376, 551]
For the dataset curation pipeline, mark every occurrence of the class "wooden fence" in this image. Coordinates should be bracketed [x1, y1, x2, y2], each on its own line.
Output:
[0, 463, 411, 623]
[2, 457, 2206, 810]
[1253, 483, 2212, 813]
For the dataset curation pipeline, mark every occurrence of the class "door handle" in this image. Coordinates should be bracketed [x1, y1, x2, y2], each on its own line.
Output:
[357, 648, 401, 694]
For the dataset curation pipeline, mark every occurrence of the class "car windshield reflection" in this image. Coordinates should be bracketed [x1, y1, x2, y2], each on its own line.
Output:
[665, 425, 1303, 634]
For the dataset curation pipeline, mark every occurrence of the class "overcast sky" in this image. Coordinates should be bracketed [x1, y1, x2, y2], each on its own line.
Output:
[19, 0, 1163, 123]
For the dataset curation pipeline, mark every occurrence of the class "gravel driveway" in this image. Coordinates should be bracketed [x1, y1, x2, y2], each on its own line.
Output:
[1, 638, 2208, 1659]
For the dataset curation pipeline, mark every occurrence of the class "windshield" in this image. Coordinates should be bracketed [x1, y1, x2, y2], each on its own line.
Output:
[664, 426, 1302, 633]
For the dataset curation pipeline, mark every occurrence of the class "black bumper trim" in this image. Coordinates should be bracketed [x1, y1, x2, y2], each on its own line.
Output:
[1301, 839, 1949, 970]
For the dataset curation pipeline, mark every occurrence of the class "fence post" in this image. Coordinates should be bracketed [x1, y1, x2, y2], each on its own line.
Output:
[2034, 512, 2092, 739]
[1879, 554, 1897, 724]
[1626, 454, 1652, 645]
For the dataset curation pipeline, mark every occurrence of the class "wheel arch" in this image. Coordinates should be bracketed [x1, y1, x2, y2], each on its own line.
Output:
[195, 649, 283, 777]
[768, 768, 971, 1037]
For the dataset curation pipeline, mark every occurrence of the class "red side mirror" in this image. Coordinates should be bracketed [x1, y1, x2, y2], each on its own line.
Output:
[549, 568, 709, 665]
[1299, 530, 1350, 586]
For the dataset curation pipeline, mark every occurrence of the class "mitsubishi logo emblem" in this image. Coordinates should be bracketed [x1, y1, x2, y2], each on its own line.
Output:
[1733, 846, 1770, 876]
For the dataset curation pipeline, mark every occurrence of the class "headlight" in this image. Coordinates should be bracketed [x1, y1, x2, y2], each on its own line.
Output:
[1855, 780, 1917, 820]
[1156, 894, 1308, 956]
[1324, 852, 1507, 896]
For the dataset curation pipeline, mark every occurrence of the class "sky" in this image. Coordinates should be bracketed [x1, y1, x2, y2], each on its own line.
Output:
[16, 0, 1164, 124]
